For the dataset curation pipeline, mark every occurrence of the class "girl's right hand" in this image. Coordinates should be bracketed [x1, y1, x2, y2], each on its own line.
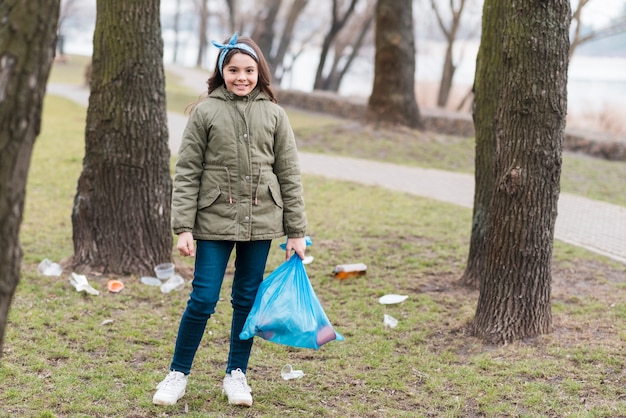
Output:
[177, 232, 195, 257]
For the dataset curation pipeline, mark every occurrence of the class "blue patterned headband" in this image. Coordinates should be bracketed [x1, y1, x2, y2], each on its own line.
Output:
[211, 32, 259, 77]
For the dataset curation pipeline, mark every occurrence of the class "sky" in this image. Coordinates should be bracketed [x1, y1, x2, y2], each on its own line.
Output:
[580, 0, 625, 28]
[70, 0, 626, 29]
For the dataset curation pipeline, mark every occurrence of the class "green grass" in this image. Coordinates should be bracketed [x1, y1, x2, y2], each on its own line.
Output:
[2, 60, 625, 417]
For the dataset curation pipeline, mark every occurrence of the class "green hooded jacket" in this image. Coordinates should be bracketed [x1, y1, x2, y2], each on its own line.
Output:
[172, 85, 307, 241]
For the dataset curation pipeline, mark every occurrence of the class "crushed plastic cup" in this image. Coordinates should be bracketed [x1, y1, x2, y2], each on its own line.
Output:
[281, 364, 305, 380]
[383, 314, 398, 328]
[154, 262, 175, 279]
[333, 263, 367, 280]
[140, 276, 162, 286]
[38, 259, 63, 276]
[378, 294, 408, 305]
[160, 274, 185, 293]
[69, 273, 100, 295]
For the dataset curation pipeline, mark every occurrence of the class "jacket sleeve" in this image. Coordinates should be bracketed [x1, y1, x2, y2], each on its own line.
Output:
[171, 106, 209, 235]
[273, 107, 307, 237]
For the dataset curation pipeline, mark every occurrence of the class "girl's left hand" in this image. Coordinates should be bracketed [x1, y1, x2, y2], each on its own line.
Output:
[285, 237, 306, 260]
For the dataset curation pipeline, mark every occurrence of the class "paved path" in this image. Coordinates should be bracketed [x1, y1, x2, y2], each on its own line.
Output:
[46, 79, 626, 265]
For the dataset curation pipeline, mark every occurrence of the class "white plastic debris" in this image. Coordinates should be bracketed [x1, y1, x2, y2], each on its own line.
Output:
[302, 255, 314, 265]
[383, 314, 399, 328]
[140, 276, 162, 286]
[378, 294, 408, 305]
[160, 275, 185, 293]
[281, 364, 305, 380]
[38, 259, 63, 276]
[69, 273, 100, 295]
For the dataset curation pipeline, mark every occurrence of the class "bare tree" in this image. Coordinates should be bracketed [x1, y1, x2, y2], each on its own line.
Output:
[429, 0, 467, 108]
[313, 0, 360, 90]
[224, 0, 238, 32]
[251, 0, 283, 58]
[569, 0, 626, 58]
[57, 0, 81, 60]
[367, 0, 421, 127]
[72, 0, 172, 276]
[321, 1, 375, 92]
[268, 0, 309, 81]
[0, 0, 61, 355]
[469, 0, 570, 344]
[196, 0, 210, 67]
[171, 0, 183, 63]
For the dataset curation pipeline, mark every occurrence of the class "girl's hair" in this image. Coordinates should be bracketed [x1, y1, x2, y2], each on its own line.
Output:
[207, 35, 277, 103]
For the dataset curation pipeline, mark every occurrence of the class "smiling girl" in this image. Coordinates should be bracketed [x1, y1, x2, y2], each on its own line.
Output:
[152, 33, 307, 408]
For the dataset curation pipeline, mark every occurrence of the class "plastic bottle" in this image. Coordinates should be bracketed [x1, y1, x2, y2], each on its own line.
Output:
[333, 263, 367, 280]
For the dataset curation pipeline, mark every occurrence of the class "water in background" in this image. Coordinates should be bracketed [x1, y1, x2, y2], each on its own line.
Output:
[63, 29, 626, 116]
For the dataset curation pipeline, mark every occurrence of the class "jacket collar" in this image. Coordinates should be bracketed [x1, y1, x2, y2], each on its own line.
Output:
[214, 84, 265, 102]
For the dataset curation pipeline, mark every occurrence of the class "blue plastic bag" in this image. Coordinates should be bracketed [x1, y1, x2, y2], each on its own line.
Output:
[240, 255, 344, 349]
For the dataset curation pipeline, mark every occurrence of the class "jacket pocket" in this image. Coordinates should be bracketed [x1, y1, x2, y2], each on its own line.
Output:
[198, 187, 221, 210]
[268, 184, 284, 209]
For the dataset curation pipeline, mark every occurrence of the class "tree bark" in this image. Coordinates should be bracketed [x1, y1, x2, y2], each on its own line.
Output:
[0, 0, 61, 355]
[72, 0, 172, 277]
[470, 0, 570, 344]
[460, 0, 506, 288]
[366, 0, 421, 128]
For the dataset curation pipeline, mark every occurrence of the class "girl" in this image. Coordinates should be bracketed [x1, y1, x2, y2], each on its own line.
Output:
[153, 33, 307, 407]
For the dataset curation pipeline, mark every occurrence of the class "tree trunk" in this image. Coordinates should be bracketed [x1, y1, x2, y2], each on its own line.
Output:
[459, 0, 506, 288]
[430, 0, 465, 108]
[251, 0, 282, 61]
[72, 0, 172, 277]
[195, 0, 209, 68]
[313, 0, 359, 90]
[224, 0, 237, 33]
[0, 0, 60, 355]
[367, 0, 421, 128]
[326, 11, 374, 92]
[437, 43, 456, 107]
[269, 0, 309, 80]
[470, 0, 570, 344]
[172, 0, 181, 63]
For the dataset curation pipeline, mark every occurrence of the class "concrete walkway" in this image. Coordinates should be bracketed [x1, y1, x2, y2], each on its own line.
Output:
[46, 78, 626, 265]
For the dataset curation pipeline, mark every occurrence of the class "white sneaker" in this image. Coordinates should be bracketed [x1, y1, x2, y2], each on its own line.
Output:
[223, 368, 253, 407]
[153, 371, 188, 405]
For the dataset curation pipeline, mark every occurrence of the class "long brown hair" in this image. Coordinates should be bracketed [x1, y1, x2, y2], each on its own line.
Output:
[207, 35, 277, 103]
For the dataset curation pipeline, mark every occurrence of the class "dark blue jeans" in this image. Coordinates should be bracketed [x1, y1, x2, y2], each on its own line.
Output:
[169, 239, 272, 375]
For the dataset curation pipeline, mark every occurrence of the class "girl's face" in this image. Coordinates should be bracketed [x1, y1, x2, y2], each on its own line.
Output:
[223, 52, 258, 96]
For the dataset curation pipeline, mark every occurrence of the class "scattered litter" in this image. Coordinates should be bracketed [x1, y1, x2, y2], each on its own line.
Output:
[69, 273, 100, 295]
[140, 276, 162, 286]
[333, 263, 367, 280]
[302, 255, 314, 264]
[281, 364, 305, 380]
[383, 314, 398, 328]
[378, 294, 408, 305]
[154, 262, 175, 279]
[160, 274, 185, 293]
[100, 319, 114, 326]
[106, 279, 124, 293]
[38, 259, 63, 276]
